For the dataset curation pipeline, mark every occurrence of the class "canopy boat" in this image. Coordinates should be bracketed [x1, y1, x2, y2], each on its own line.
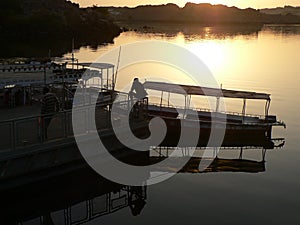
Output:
[0, 61, 126, 191]
[137, 81, 286, 148]
[0, 61, 108, 108]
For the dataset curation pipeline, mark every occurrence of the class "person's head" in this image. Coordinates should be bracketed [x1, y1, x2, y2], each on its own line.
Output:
[134, 78, 139, 82]
[43, 87, 50, 94]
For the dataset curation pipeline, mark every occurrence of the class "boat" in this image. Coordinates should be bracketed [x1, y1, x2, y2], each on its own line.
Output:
[0, 62, 149, 191]
[0, 60, 117, 109]
[128, 81, 286, 149]
[0, 59, 286, 191]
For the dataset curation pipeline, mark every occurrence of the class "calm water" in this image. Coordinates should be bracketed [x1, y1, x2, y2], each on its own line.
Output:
[11, 25, 300, 224]
[66, 25, 300, 224]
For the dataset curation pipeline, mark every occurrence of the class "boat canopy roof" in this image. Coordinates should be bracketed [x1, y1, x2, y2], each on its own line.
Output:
[144, 81, 270, 100]
[74, 63, 114, 69]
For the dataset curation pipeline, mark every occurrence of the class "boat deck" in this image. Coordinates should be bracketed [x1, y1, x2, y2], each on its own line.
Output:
[147, 104, 285, 127]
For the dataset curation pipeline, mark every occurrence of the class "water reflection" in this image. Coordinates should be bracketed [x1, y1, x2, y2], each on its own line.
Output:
[0, 141, 285, 224]
[150, 137, 285, 174]
[120, 23, 263, 40]
[151, 156, 266, 173]
[0, 168, 147, 225]
[263, 24, 300, 36]
[5, 24, 300, 59]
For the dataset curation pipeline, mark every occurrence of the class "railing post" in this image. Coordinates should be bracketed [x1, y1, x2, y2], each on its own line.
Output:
[241, 99, 246, 123]
[11, 121, 16, 151]
[107, 104, 111, 128]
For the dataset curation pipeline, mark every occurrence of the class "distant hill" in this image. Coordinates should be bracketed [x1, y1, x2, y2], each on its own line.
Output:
[260, 6, 300, 17]
[104, 3, 300, 24]
[0, 0, 121, 57]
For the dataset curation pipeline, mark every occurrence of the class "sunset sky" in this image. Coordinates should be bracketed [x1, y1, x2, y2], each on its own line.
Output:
[73, 0, 300, 9]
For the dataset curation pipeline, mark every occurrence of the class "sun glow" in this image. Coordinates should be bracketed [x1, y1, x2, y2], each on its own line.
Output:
[186, 40, 228, 75]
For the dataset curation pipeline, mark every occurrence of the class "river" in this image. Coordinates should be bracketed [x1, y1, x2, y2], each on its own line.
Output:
[7, 24, 300, 224]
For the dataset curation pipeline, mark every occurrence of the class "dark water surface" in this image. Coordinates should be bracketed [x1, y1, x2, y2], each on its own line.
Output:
[66, 24, 300, 224]
[2, 25, 300, 224]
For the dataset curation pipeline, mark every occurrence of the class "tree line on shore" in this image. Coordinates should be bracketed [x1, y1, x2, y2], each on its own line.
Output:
[1, 1, 300, 58]
[104, 2, 300, 24]
[0, 0, 121, 57]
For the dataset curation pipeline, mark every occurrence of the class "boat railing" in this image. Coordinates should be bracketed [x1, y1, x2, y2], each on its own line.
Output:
[0, 92, 285, 153]
[0, 111, 71, 154]
[212, 109, 265, 120]
[0, 91, 145, 155]
[0, 104, 113, 154]
[147, 102, 266, 120]
[0, 63, 62, 73]
[0, 73, 82, 88]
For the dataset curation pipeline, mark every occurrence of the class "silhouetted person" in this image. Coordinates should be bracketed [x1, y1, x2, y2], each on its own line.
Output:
[41, 87, 59, 140]
[129, 78, 147, 105]
[129, 186, 146, 216]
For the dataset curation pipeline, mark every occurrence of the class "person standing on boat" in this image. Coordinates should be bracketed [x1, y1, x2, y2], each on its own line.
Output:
[129, 78, 148, 104]
[40, 87, 59, 140]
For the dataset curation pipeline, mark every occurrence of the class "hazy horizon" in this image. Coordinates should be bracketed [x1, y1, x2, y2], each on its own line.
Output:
[73, 0, 300, 9]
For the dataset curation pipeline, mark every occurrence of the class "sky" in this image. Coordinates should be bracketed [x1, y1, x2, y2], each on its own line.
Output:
[73, 0, 300, 9]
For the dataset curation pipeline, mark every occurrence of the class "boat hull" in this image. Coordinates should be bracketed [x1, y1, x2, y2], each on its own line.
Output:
[147, 116, 274, 148]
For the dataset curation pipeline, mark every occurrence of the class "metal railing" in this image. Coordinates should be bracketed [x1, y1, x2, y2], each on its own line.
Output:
[0, 91, 136, 153]
[0, 104, 113, 153]
[0, 91, 284, 153]
[0, 111, 72, 153]
[148, 102, 266, 120]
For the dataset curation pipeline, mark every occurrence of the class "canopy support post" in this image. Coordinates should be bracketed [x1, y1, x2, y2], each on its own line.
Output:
[214, 147, 218, 159]
[265, 99, 270, 118]
[187, 95, 191, 109]
[112, 67, 115, 91]
[106, 68, 109, 90]
[262, 149, 267, 162]
[160, 91, 164, 109]
[101, 69, 103, 90]
[216, 97, 220, 112]
[239, 148, 243, 159]
[242, 99, 246, 123]
[183, 95, 187, 118]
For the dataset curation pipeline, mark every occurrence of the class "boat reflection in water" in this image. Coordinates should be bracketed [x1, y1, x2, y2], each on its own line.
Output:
[149, 137, 285, 174]
[1, 167, 147, 225]
[1, 139, 285, 225]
